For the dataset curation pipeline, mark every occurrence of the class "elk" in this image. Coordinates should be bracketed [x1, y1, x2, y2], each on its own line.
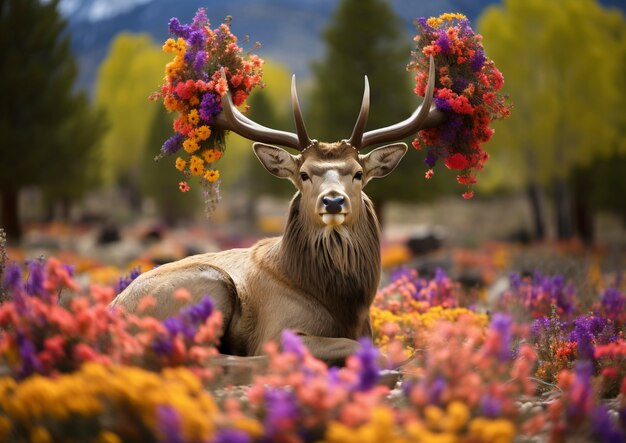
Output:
[111, 57, 444, 366]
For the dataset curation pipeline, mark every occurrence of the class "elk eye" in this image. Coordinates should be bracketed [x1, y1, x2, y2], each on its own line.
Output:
[300, 172, 310, 181]
[354, 171, 363, 181]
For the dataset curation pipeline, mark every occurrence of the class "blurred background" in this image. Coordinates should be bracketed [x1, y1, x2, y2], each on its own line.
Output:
[1, 0, 625, 293]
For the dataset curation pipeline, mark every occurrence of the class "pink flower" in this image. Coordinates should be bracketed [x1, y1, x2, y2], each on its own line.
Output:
[179, 181, 190, 192]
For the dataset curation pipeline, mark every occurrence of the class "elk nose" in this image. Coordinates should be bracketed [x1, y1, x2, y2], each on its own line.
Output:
[322, 196, 344, 214]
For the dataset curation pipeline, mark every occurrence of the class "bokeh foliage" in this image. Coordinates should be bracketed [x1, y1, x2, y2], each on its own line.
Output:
[0, 0, 105, 240]
[478, 0, 626, 189]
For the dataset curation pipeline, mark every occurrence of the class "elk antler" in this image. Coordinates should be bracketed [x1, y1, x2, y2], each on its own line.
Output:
[212, 69, 312, 151]
[349, 55, 446, 151]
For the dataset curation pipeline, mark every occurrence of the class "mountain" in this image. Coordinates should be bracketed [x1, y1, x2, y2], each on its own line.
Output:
[62, 0, 626, 92]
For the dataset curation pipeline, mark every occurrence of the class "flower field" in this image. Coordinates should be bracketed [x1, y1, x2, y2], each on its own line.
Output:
[0, 248, 624, 443]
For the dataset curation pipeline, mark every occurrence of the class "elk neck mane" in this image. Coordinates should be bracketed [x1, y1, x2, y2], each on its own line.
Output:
[278, 191, 381, 310]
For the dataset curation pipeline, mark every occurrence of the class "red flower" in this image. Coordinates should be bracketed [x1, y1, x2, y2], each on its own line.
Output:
[179, 181, 190, 192]
[444, 153, 469, 170]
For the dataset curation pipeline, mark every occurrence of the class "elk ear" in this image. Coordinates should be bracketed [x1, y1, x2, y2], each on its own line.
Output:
[253, 143, 299, 180]
[360, 143, 408, 183]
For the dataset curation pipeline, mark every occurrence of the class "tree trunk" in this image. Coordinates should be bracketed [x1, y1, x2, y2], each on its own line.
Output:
[526, 182, 546, 241]
[554, 177, 574, 240]
[1, 189, 21, 243]
[572, 170, 594, 246]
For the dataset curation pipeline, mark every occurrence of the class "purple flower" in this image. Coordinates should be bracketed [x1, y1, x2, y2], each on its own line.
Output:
[480, 394, 502, 418]
[470, 50, 486, 72]
[192, 8, 208, 28]
[115, 267, 141, 295]
[17, 334, 41, 379]
[263, 389, 298, 436]
[428, 376, 446, 404]
[509, 273, 522, 289]
[434, 267, 447, 286]
[281, 330, 305, 360]
[424, 149, 438, 168]
[179, 296, 213, 325]
[566, 361, 593, 422]
[25, 259, 45, 297]
[601, 287, 625, 320]
[591, 405, 626, 443]
[193, 50, 207, 74]
[4, 262, 23, 291]
[435, 30, 451, 55]
[156, 405, 183, 443]
[490, 313, 513, 362]
[168, 17, 191, 39]
[183, 50, 195, 65]
[354, 338, 379, 391]
[161, 133, 184, 155]
[434, 96, 453, 112]
[212, 429, 251, 443]
[188, 30, 204, 48]
[199, 93, 222, 123]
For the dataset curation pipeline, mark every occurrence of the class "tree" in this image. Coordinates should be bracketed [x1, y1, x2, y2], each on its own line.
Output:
[0, 0, 104, 241]
[308, 0, 457, 213]
[478, 0, 626, 241]
[95, 33, 170, 210]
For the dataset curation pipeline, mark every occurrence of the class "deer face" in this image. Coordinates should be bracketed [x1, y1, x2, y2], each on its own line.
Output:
[254, 141, 407, 227]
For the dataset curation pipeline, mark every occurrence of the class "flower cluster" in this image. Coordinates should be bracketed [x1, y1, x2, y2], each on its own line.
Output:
[498, 271, 577, 320]
[0, 363, 217, 442]
[371, 267, 486, 351]
[409, 13, 510, 198]
[397, 314, 538, 442]
[0, 259, 222, 381]
[153, 9, 264, 214]
[545, 362, 626, 442]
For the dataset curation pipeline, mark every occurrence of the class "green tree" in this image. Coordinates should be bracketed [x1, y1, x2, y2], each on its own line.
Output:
[95, 33, 169, 210]
[41, 94, 108, 219]
[478, 0, 626, 241]
[308, 0, 456, 213]
[0, 0, 105, 241]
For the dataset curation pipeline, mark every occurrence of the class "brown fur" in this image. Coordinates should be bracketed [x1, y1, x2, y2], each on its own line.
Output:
[111, 141, 405, 366]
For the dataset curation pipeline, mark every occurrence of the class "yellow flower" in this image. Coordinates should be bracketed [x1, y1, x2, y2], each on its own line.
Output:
[188, 109, 200, 125]
[162, 38, 176, 53]
[175, 37, 186, 55]
[202, 149, 221, 163]
[175, 157, 187, 171]
[165, 62, 181, 80]
[442, 401, 470, 433]
[468, 418, 516, 443]
[196, 126, 211, 141]
[204, 169, 220, 183]
[30, 426, 52, 443]
[183, 138, 200, 154]
[98, 431, 122, 443]
[189, 155, 204, 167]
[233, 417, 263, 438]
[190, 163, 205, 176]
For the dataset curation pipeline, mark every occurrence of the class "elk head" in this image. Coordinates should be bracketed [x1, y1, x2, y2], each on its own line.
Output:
[214, 56, 445, 228]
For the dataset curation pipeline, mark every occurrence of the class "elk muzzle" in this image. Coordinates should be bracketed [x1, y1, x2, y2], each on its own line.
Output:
[319, 192, 349, 226]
